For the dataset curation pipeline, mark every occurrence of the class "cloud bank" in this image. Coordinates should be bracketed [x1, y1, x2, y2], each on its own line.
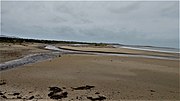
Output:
[1, 1, 179, 48]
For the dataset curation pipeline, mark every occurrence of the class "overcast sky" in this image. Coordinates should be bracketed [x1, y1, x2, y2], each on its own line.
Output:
[1, 1, 179, 48]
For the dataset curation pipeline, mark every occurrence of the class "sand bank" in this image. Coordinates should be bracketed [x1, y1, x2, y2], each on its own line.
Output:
[0, 54, 179, 100]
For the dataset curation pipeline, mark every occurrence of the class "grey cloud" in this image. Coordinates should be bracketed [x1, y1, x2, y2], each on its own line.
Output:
[1, 1, 179, 48]
[49, 16, 67, 23]
[160, 2, 179, 18]
[109, 2, 141, 14]
[53, 26, 74, 34]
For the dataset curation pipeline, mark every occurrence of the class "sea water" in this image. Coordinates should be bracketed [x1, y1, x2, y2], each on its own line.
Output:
[113, 45, 180, 53]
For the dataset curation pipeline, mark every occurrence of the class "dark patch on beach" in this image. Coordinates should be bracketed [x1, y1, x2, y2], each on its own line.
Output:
[49, 92, 68, 100]
[87, 95, 106, 101]
[48, 91, 56, 97]
[49, 87, 62, 93]
[149, 90, 156, 92]
[17, 96, 22, 99]
[7, 92, 20, 96]
[1, 95, 7, 99]
[29, 91, 33, 93]
[0, 91, 7, 99]
[0, 80, 6, 85]
[72, 85, 95, 90]
[48, 87, 68, 100]
[0, 92, 3, 95]
[13, 93, 20, 96]
[95, 92, 100, 94]
[28, 96, 34, 100]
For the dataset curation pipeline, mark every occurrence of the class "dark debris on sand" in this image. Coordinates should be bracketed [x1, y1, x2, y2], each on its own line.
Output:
[87, 95, 106, 101]
[49, 87, 62, 93]
[28, 96, 34, 100]
[0, 92, 3, 95]
[13, 93, 20, 96]
[48, 86, 68, 100]
[95, 92, 100, 94]
[49, 92, 68, 100]
[0, 91, 7, 99]
[72, 85, 95, 90]
[0, 80, 6, 85]
[1, 95, 7, 99]
[150, 90, 156, 92]
[17, 96, 22, 99]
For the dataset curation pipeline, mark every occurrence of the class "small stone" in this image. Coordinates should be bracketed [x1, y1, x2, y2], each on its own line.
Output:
[0, 92, 3, 95]
[95, 92, 100, 94]
[0, 80, 6, 85]
[72, 85, 95, 90]
[13, 93, 20, 96]
[28, 96, 34, 100]
[150, 90, 155, 92]
[49, 87, 62, 93]
[87, 95, 106, 101]
[1, 95, 7, 99]
[49, 92, 68, 100]
[17, 96, 22, 99]
[29, 91, 33, 93]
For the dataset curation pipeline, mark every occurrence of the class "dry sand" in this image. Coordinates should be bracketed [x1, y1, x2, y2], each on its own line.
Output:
[0, 43, 49, 63]
[0, 54, 179, 101]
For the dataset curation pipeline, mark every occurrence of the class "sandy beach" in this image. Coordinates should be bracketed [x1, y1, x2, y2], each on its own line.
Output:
[0, 43, 50, 63]
[0, 43, 179, 101]
[1, 1, 179, 101]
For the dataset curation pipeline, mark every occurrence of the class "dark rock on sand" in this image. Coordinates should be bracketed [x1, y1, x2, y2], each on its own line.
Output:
[72, 85, 95, 90]
[0, 80, 6, 85]
[1, 95, 7, 99]
[49, 94, 62, 100]
[17, 96, 22, 99]
[48, 91, 58, 97]
[29, 91, 33, 93]
[95, 92, 100, 94]
[87, 95, 106, 101]
[150, 90, 156, 92]
[49, 87, 62, 93]
[61, 92, 68, 98]
[49, 92, 68, 100]
[35, 94, 42, 99]
[0, 92, 3, 95]
[13, 93, 20, 96]
[28, 96, 34, 100]
[76, 96, 83, 100]
[48, 87, 68, 100]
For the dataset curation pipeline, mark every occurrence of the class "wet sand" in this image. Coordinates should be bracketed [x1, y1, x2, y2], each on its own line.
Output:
[58, 46, 179, 59]
[0, 54, 179, 100]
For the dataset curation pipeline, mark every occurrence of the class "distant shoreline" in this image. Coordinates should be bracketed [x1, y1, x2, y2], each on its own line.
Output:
[1, 35, 179, 50]
[1, 44, 179, 71]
